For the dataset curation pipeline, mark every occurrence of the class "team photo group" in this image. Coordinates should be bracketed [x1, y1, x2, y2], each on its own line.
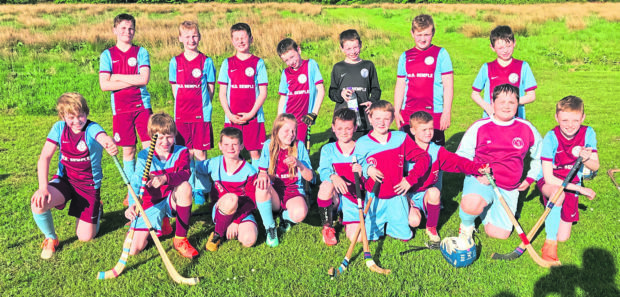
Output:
[29, 11, 600, 282]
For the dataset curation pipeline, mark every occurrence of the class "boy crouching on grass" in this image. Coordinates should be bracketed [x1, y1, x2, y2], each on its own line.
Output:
[355, 100, 430, 242]
[405, 111, 489, 246]
[31, 93, 118, 259]
[537, 96, 599, 261]
[124, 112, 198, 259]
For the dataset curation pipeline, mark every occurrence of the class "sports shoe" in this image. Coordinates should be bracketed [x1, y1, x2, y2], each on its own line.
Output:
[161, 217, 173, 236]
[541, 240, 559, 262]
[426, 227, 441, 244]
[123, 193, 130, 207]
[266, 227, 279, 247]
[458, 223, 475, 248]
[322, 226, 337, 246]
[205, 232, 222, 252]
[278, 219, 293, 234]
[173, 237, 199, 259]
[40, 238, 59, 259]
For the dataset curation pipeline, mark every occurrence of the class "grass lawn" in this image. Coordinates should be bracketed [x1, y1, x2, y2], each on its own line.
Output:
[0, 3, 619, 296]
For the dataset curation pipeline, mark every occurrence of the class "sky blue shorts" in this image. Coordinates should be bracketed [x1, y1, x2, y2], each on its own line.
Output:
[462, 175, 519, 232]
[365, 193, 412, 241]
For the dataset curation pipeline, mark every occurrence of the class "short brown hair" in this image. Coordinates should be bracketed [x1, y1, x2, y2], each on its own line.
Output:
[332, 107, 357, 125]
[179, 20, 200, 37]
[490, 25, 514, 47]
[409, 111, 433, 127]
[277, 38, 299, 57]
[556, 95, 584, 114]
[339, 29, 362, 48]
[412, 14, 435, 34]
[148, 112, 177, 137]
[368, 100, 395, 118]
[230, 22, 252, 39]
[492, 84, 519, 102]
[114, 13, 135, 28]
[220, 127, 243, 144]
[56, 92, 89, 118]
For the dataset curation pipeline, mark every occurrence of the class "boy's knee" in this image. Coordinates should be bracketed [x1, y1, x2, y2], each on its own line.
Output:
[484, 224, 511, 239]
[317, 182, 334, 198]
[238, 234, 256, 247]
[408, 208, 421, 227]
[460, 195, 485, 215]
[255, 188, 269, 202]
[289, 208, 307, 223]
[426, 188, 441, 205]
[77, 233, 95, 242]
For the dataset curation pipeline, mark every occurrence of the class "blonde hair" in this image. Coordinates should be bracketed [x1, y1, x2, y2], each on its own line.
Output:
[56, 92, 89, 118]
[179, 20, 200, 37]
[368, 100, 395, 119]
[148, 112, 177, 137]
[556, 95, 584, 114]
[268, 113, 298, 177]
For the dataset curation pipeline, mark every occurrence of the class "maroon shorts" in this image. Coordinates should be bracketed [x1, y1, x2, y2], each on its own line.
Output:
[175, 121, 214, 151]
[273, 179, 304, 210]
[224, 118, 266, 151]
[113, 108, 152, 146]
[537, 178, 580, 222]
[214, 195, 256, 224]
[399, 111, 445, 146]
[49, 177, 101, 224]
[296, 121, 309, 144]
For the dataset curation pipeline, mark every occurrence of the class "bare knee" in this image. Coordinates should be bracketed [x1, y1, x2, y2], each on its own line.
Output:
[426, 188, 441, 205]
[346, 225, 362, 243]
[238, 233, 257, 247]
[460, 195, 485, 215]
[484, 224, 511, 239]
[289, 207, 307, 223]
[317, 182, 335, 200]
[218, 193, 239, 214]
[77, 233, 95, 242]
[408, 209, 421, 228]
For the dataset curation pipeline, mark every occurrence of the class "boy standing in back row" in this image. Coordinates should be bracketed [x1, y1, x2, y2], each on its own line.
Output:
[99, 13, 152, 193]
[471, 25, 537, 119]
[394, 14, 454, 146]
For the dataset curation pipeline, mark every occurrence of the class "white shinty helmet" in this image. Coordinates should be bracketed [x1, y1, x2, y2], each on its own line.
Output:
[440, 236, 477, 268]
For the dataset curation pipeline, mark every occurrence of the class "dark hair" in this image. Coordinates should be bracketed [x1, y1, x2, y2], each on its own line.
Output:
[220, 127, 243, 144]
[490, 25, 514, 47]
[332, 108, 357, 125]
[276, 38, 299, 57]
[492, 84, 519, 102]
[409, 111, 433, 125]
[412, 14, 435, 34]
[114, 13, 135, 28]
[339, 29, 362, 48]
[230, 22, 252, 39]
[556, 95, 584, 114]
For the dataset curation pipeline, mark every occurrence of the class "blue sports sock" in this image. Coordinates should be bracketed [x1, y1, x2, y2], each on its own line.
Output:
[459, 206, 476, 228]
[123, 159, 136, 178]
[257, 200, 276, 229]
[33, 210, 57, 239]
[545, 206, 562, 240]
[282, 209, 296, 223]
[251, 159, 259, 170]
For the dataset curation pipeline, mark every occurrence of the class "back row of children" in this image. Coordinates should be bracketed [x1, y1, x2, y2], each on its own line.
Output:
[31, 13, 598, 263]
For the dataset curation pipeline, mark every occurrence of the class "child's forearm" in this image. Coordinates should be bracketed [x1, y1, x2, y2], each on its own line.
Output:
[277, 95, 286, 114]
[248, 85, 268, 117]
[207, 83, 215, 102]
[110, 70, 150, 87]
[165, 169, 191, 187]
[519, 90, 536, 105]
[393, 78, 406, 112]
[37, 155, 52, 190]
[99, 73, 133, 91]
[471, 91, 492, 115]
[312, 84, 325, 114]
[218, 85, 234, 116]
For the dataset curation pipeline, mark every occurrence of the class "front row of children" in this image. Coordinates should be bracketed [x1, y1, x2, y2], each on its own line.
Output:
[32, 85, 598, 263]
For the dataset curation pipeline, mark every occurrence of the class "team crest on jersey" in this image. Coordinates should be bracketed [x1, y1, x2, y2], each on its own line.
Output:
[360, 68, 369, 78]
[77, 140, 87, 152]
[114, 133, 121, 142]
[424, 56, 435, 65]
[571, 146, 582, 157]
[298, 74, 308, 84]
[367, 157, 378, 167]
[245, 67, 255, 77]
[192, 68, 201, 78]
[512, 137, 525, 149]
[127, 57, 137, 67]
[509, 73, 519, 84]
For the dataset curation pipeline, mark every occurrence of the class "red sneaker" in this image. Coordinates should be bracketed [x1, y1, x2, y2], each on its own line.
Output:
[322, 226, 337, 246]
[541, 240, 559, 262]
[173, 237, 198, 259]
[40, 238, 59, 259]
[161, 217, 173, 236]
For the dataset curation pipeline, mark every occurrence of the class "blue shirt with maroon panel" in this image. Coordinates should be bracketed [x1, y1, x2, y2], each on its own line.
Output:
[197, 155, 257, 202]
[217, 55, 268, 124]
[169, 52, 216, 123]
[99, 45, 151, 115]
[278, 59, 323, 121]
[318, 142, 360, 204]
[257, 140, 312, 195]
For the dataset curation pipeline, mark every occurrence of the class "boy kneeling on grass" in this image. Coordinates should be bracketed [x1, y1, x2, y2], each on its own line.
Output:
[124, 112, 198, 259]
[31, 93, 118, 259]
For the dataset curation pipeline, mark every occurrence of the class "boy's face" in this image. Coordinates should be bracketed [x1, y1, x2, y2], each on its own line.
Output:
[412, 27, 434, 51]
[491, 39, 515, 62]
[219, 136, 244, 159]
[369, 110, 393, 135]
[280, 48, 303, 70]
[231, 30, 252, 54]
[555, 110, 585, 139]
[155, 133, 175, 153]
[62, 112, 88, 133]
[332, 119, 356, 143]
[411, 120, 434, 144]
[179, 29, 200, 51]
[492, 92, 519, 122]
[341, 39, 361, 61]
[277, 120, 297, 147]
[113, 20, 135, 44]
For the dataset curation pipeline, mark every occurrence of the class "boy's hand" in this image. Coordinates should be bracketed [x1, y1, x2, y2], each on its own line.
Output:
[330, 174, 350, 195]
[227, 223, 239, 240]
[359, 101, 372, 114]
[146, 174, 167, 188]
[476, 174, 490, 185]
[351, 163, 362, 174]
[237, 112, 254, 124]
[579, 147, 593, 162]
[394, 178, 411, 195]
[440, 112, 451, 130]
[284, 156, 299, 168]
[125, 205, 138, 221]
[394, 112, 405, 126]
[102, 137, 118, 156]
[367, 166, 384, 183]
[578, 186, 596, 200]
[302, 113, 317, 125]
[517, 179, 531, 191]
[341, 88, 352, 101]
[227, 113, 244, 124]
[478, 163, 491, 175]
[32, 188, 51, 209]
[255, 171, 270, 190]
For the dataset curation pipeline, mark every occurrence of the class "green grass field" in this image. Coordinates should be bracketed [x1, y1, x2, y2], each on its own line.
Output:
[1, 4, 619, 296]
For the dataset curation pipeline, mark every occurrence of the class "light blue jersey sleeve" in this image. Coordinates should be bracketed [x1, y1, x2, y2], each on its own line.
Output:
[585, 127, 598, 152]
[472, 63, 488, 92]
[204, 57, 216, 83]
[318, 145, 335, 182]
[525, 123, 543, 182]
[298, 141, 312, 170]
[540, 131, 558, 162]
[456, 122, 482, 161]
[278, 70, 288, 95]
[520, 61, 537, 92]
[217, 58, 230, 84]
[257, 58, 268, 85]
[257, 140, 272, 171]
[99, 50, 112, 73]
[196, 157, 213, 175]
[86, 122, 105, 188]
[169, 57, 177, 84]
[438, 48, 453, 74]
[46, 121, 64, 144]
[309, 59, 323, 84]
[137, 47, 150, 69]
[396, 52, 407, 77]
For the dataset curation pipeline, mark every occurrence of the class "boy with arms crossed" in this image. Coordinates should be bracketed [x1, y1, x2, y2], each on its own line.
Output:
[277, 38, 325, 143]
[124, 113, 198, 259]
[537, 96, 598, 261]
[356, 101, 430, 241]
[456, 84, 542, 244]
[31, 93, 117, 259]
[317, 108, 363, 246]
[394, 14, 454, 146]
[99, 14, 152, 198]
[329, 29, 381, 139]
[169, 21, 216, 205]
[471, 25, 537, 119]
[218, 23, 268, 167]
[405, 111, 489, 245]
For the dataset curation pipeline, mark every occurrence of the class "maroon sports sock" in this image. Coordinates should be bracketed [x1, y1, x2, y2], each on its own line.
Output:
[175, 205, 191, 238]
[214, 209, 235, 237]
[317, 197, 332, 208]
[426, 203, 441, 229]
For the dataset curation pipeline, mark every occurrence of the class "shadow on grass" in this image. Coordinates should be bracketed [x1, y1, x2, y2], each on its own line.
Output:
[437, 132, 465, 234]
[0, 174, 9, 182]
